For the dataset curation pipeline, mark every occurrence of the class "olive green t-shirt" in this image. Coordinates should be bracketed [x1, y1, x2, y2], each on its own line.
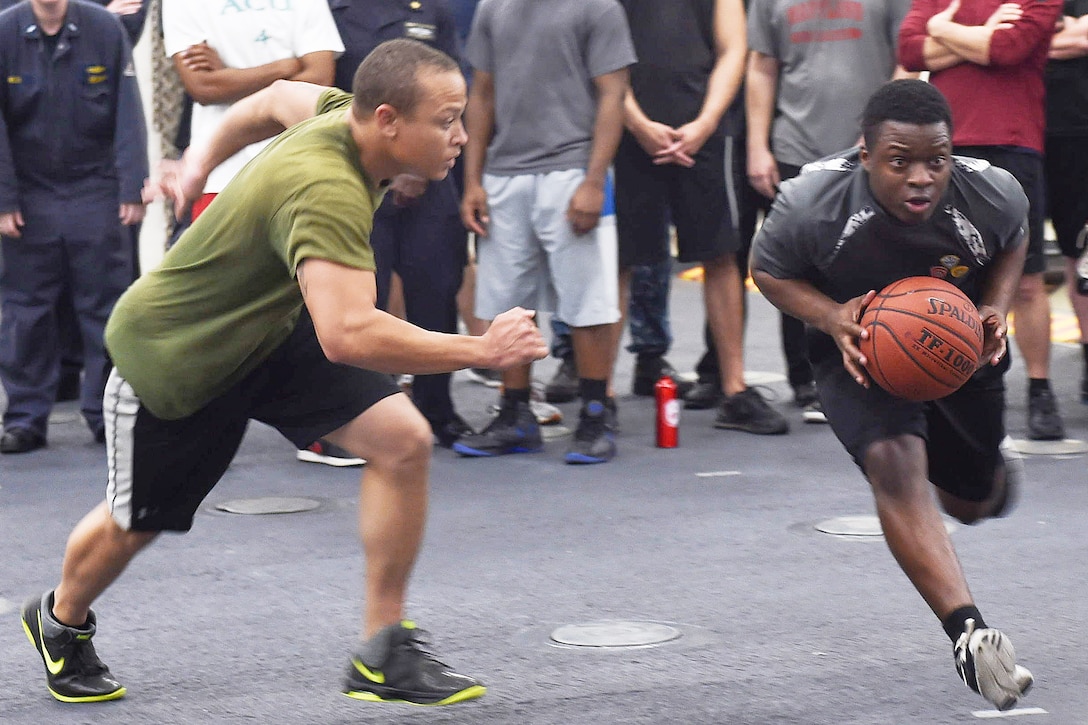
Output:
[105, 89, 386, 420]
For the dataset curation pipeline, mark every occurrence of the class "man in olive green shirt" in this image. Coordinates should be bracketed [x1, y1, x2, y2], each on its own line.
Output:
[21, 40, 546, 707]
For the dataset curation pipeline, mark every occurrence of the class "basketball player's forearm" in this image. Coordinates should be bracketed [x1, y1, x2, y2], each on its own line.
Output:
[330, 312, 495, 374]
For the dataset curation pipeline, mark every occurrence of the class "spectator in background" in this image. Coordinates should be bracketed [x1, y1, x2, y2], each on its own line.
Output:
[898, 0, 1064, 440]
[0, 0, 147, 454]
[613, 0, 791, 435]
[326, 0, 474, 451]
[161, 0, 342, 222]
[0, 0, 148, 403]
[741, 0, 913, 422]
[456, 0, 634, 464]
[1044, 1, 1088, 404]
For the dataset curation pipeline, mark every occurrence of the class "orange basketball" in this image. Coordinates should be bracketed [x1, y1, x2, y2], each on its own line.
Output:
[857, 276, 984, 401]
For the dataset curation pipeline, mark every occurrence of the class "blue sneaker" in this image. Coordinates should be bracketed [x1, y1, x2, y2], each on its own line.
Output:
[564, 400, 616, 464]
[452, 400, 542, 457]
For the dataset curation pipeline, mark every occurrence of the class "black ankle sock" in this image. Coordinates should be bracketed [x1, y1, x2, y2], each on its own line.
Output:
[578, 378, 607, 403]
[1028, 378, 1051, 395]
[504, 388, 531, 404]
[942, 605, 986, 642]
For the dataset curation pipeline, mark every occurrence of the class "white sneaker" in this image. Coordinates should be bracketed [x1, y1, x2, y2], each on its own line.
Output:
[954, 618, 1033, 711]
[296, 439, 366, 467]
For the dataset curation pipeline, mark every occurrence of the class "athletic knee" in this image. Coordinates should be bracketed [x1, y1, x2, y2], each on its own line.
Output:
[369, 414, 433, 469]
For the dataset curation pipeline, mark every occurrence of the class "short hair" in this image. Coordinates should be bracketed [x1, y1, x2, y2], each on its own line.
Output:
[351, 39, 460, 119]
[861, 79, 953, 148]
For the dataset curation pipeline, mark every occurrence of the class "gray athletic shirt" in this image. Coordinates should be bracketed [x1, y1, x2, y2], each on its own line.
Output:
[747, 0, 910, 167]
[751, 148, 1028, 306]
[465, 0, 636, 175]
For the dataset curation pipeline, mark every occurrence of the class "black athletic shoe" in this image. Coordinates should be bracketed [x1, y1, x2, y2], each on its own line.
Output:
[684, 380, 724, 410]
[432, 415, 474, 449]
[21, 591, 125, 703]
[452, 400, 542, 457]
[343, 621, 486, 706]
[544, 358, 578, 403]
[565, 400, 616, 464]
[954, 618, 1033, 711]
[1027, 387, 1065, 441]
[632, 356, 694, 397]
[714, 388, 789, 435]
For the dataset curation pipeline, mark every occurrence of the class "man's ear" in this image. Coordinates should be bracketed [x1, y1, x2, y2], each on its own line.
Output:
[374, 103, 398, 138]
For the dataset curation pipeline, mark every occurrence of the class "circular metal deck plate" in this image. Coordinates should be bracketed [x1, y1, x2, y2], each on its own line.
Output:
[743, 370, 787, 386]
[1010, 438, 1088, 456]
[815, 514, 956, 538]
[550, 620, 682, 647]
[215, 497, 320, 515]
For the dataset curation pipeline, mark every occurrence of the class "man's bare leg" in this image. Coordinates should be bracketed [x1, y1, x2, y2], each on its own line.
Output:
[325, 394, 433, 638]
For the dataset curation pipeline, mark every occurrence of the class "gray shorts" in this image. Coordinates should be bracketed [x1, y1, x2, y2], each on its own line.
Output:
[475, 169, 619, 328]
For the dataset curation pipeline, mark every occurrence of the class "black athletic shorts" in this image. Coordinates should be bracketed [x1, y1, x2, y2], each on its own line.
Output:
[955, 145, 1047, 275]
[808, 330, 1010, 502]
[614, 131, 740, 267]
[103, 311, 399, 532]
[1044, 135, 1088, 259]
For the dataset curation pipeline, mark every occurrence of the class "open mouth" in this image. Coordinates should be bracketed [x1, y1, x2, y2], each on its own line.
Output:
[904, 196, 931, 213]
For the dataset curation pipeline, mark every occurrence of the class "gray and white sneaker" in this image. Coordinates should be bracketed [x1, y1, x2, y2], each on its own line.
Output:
[954, 618, 1033, 711]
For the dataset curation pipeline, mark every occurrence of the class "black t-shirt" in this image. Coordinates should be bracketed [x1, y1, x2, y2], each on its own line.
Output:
[620, 0, 715, 128]
[751, 147, 1028, 307]
[1045, 0, 1088, 136]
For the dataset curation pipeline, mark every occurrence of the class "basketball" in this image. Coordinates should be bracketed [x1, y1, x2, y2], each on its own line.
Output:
[857, 276, 984, 401]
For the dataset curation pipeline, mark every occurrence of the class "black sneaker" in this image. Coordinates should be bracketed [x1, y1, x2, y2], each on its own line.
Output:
[1027, 387, 1065, 441]
[684, 380, 723, 410]
[954, 618, 1033, 711]
[714, 388, 789, 435]
[21, 591, 126, 703]
[632, 356, 694, 397]
[344, 621, 486, 706]
[432, 415, 474, 449]
[452, 400, 542, 457]
[565, 400, 616, 464]
[544, 358, 577, 403]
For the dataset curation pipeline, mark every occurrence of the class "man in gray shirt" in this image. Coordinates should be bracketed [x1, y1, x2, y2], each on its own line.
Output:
[457, 0, 635, 464]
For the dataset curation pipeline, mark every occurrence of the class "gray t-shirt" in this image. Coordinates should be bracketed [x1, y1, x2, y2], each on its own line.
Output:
[465, 0, 636, 175]
[751, 148, 1028, 307]
[747, 0, 910, 167]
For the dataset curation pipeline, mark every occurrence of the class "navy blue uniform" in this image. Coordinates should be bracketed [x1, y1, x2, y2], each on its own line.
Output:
[328, 0, 468, 434]
[0, 0, 148, 442]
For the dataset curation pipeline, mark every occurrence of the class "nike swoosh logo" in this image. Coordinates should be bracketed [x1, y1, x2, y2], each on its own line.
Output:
[38, 611, 65, 675]
[352, 658, 385, 684]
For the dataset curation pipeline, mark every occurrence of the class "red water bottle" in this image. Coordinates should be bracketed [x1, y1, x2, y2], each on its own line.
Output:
[655, 375, 679, 448]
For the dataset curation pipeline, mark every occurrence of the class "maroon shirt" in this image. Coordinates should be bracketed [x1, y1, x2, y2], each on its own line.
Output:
[897, 0, 1061, 153]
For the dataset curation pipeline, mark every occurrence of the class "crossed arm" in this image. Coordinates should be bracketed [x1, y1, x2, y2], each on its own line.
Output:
[173, 42, 335, 106]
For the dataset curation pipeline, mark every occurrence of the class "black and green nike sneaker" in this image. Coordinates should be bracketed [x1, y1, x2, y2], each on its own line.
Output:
[343, 621, 485, 706]
[21, 591, 126, 703]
